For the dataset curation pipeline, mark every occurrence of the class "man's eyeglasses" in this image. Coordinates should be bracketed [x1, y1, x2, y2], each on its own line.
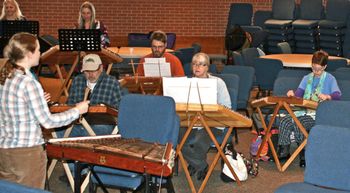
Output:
[192, 63, 208, 67]
[151, 45, 165, 50]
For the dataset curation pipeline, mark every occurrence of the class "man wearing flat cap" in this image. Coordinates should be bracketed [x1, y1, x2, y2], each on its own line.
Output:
[57, 54, 122, 137]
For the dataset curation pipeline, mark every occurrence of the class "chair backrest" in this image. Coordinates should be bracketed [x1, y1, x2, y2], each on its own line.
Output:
[221, 65, 255, 109]
[305, 101, 350, 191]
[305, 125, 350, 191]
[326, 59, 348, 72]
[273, 77, 301, 96]
[226, 3, 253, 28]
[298, 0, 324, 20]
[209, 64, 217, 74]
[212, 74, 240, 110]
[333, 67, 350, 80]
[277, 42, 292, 54]
[315, 100, 350, 126]
[253, 10, 272, 29]
[272, 0, 296, 20]
[166, 33, 176, 49]
[277, 69, 311, 79]
[176, 47, 195, 65]
[241, 47, 260, 66]
[325, 0, 350, 22]
[127, 33, 151, 47]
[118, 94, 179, 147]
[191, 42, 202, 54]
[253, 58, 284, 90]
[335, 67, 350, 73]
[333, 70, 350, 80]
[0, 180, 51, 193]
[338, 80, 350, 101]
[232, 51, 245, 66]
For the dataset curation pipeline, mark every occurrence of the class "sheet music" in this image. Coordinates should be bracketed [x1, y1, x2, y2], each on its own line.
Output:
[144, 57, 171, 77]
[163, 77, 217, 104]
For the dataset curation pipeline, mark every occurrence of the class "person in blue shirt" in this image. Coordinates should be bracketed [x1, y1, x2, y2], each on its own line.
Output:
[277, 50, 341, 167]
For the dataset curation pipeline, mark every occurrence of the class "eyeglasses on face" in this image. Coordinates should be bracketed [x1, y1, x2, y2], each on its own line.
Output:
[192, 63, 208, 67]
[151, 45, 165, 50]
[311, 64, 325, 72]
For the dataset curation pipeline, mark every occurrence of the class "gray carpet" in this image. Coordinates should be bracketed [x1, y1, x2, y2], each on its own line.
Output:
[47, 129, 304, 193]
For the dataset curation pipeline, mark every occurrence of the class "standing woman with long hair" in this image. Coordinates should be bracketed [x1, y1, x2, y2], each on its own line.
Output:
[0, 32, 89, 189]
[0, 0, 26, 21]
[77, 1, 110, 48]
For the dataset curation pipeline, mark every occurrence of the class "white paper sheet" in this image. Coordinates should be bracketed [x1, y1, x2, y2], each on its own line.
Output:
[163, 77, 217, 104]
[143, 57, 171, 77]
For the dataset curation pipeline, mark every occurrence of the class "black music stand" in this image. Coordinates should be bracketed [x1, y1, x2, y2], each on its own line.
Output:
[0, 20, 39, 57]
[58, 29, 101, 52]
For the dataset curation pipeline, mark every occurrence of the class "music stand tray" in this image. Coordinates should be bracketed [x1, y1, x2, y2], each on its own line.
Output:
[58, 29, 101, 52]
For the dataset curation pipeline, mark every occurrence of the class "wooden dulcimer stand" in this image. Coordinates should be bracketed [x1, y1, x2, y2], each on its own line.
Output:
[40, 45, 122, 102]
[47, 104, 118, 192]
[251, 96, 318, 172]
[46, 135, 175, 193]
[119, 76, 163, 95]
[176, 103, 252, 193]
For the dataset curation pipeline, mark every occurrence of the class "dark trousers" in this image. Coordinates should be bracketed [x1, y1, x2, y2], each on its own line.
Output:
[179, 128, 225, 171]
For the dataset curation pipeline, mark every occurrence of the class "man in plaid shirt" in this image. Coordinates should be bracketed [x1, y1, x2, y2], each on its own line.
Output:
[57, 54, 122, 137]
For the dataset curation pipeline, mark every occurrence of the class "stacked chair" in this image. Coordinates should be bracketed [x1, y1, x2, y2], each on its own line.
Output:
[318, 0, 350, 56]
[292, 0, 324, 54]
[226, 3, 253, 34]
[264, 0, 296, 54]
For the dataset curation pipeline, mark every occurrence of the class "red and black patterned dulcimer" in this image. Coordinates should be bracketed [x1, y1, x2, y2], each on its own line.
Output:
[46, 135, 175, 177]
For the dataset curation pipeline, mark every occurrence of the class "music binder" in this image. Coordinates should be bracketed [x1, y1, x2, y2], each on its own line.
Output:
[58, 29, 101, 51]
[163, 77, 217, 105]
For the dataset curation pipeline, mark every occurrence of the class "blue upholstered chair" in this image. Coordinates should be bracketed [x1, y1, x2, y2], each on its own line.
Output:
[212, 73, 240, 143]
[333, 67, 350, 80]
[264, 0, 296, 54]
[253, 58, 283, 97]
[254, 10, 272, 29]
[292, 0, 323, 53]
[127, 33, 151, 47]
[232, 51, 245, 66]
[90, 94, 180, 193]
[318, 0, 350, 56]
[241, 47, 261, 67]
[326, 59, 348, 72]
[226, 3, 253, 33]
[277, 69, 311, 79]
[338, 80, 350, 101]
[212, 74, 239, 111]
[208, 64, 218, 74]
[277, 42, 292, 54]
[166, 33, 176, 49]
[191, 42, 202, 54]
[175, 47, 195, 66]
[221, 65, 255, 115]
[275, 100, 350, 193]
[273, 77, 301, 97]
[0, 180, 51, 193]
